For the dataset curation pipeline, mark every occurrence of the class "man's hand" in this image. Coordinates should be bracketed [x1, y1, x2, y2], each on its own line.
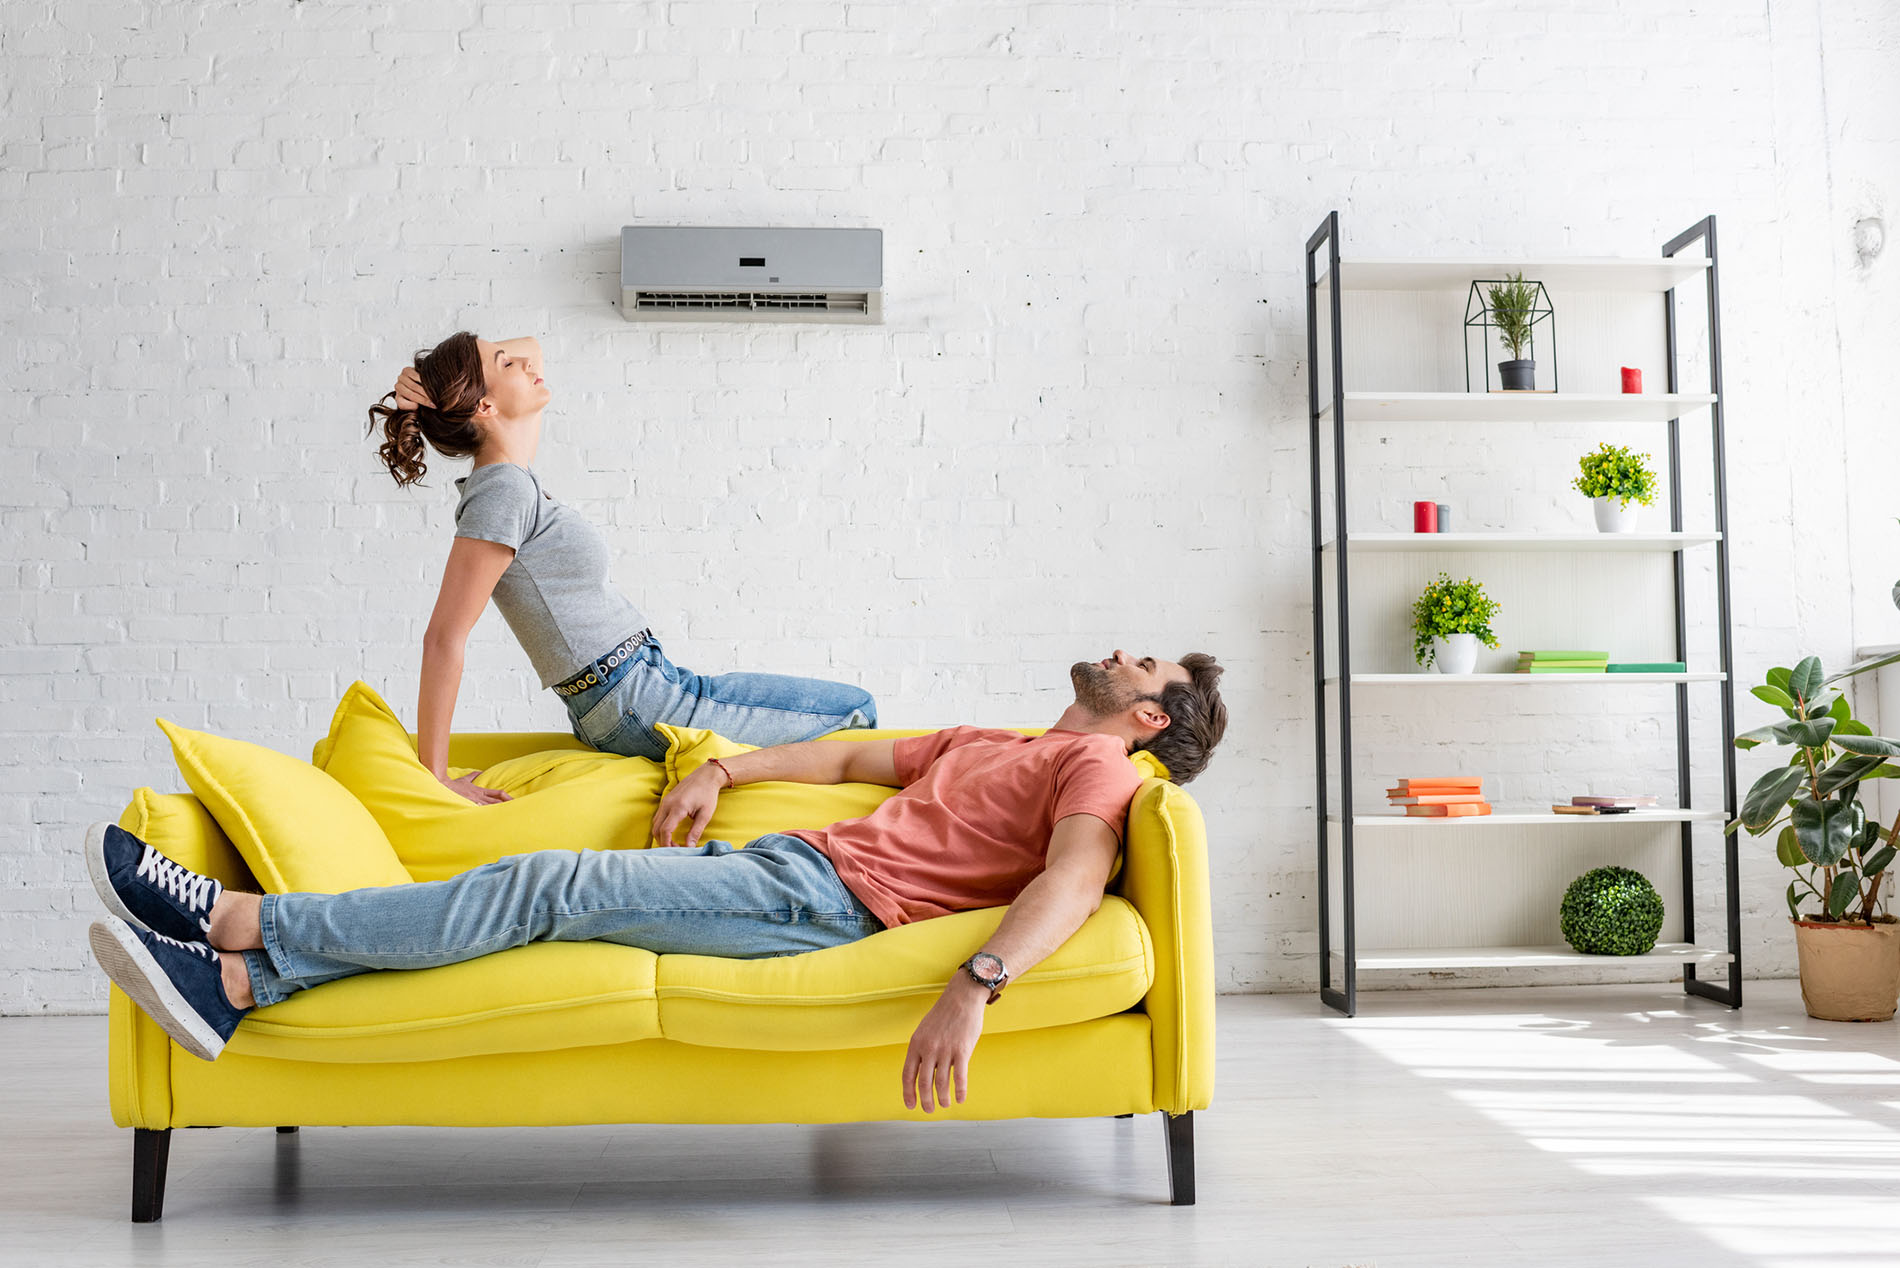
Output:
[902, 974, 989, 1112]
[440, 771, 511, 805]
[651, 763, 725, 848]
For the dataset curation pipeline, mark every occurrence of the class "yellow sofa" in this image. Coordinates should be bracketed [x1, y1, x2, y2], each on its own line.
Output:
[105, 711, 1215, 1220]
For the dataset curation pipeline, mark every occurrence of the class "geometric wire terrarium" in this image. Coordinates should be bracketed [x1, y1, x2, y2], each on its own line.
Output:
[1463, 277, 1557, 392]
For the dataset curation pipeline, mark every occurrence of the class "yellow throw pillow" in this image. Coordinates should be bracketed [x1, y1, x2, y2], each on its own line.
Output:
[652, 724, 1166, 847]
[656, 726, 1152, 890]
[156, 718, 411, 895]
[119, 788, 257, 893]
[313, 682, 669, 882]
[653, 724, 897, 846]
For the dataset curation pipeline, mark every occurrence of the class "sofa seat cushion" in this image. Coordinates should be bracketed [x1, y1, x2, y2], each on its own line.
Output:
[226, 941, 660, 1064]
[656, 895, 1154, 1052]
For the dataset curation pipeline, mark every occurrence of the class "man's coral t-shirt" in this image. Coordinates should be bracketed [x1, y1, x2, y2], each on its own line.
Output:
[790, 726, 1144, 929]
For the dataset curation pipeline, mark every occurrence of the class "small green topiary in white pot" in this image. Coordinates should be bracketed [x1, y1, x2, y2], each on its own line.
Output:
[1572, 442, 1658, 533]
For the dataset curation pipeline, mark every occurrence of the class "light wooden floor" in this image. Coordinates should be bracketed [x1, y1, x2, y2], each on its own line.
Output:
[7, 979, 1900, 1267]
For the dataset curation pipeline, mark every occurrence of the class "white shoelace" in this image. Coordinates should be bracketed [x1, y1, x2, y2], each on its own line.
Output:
[146, 927, 218, 962]
[136, 845, 222, 931]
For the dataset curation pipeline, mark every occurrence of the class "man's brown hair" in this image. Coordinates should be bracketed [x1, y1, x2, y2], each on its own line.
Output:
[1135, 653, 1228, 784]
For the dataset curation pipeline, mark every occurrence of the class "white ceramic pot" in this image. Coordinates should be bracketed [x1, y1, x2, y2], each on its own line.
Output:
[1431, 633, 1479, 675]
[1593, 496, 1641, 533]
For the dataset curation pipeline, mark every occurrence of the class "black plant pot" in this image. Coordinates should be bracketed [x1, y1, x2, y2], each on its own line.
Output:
[1498, 359, 1536, 390]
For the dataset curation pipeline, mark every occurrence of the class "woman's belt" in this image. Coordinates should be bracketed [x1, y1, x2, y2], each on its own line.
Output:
[551, 630, 652, 699]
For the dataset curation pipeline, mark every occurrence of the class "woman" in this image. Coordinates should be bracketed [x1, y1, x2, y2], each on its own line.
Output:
[368, 332, 876, 805]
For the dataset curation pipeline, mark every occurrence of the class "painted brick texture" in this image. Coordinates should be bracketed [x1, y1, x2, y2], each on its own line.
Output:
[2, 0, 1896, 1011]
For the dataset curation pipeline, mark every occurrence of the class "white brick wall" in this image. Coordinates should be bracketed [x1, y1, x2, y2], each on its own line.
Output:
[3, 0, 1895, 1012]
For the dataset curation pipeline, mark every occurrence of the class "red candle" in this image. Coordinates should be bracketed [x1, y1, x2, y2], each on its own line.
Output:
[1621, 366, 1643, 393]
[1413, 500, 1438, 532]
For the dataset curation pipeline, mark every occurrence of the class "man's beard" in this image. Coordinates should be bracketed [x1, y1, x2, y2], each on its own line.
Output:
[1070, 661, 1145, 716]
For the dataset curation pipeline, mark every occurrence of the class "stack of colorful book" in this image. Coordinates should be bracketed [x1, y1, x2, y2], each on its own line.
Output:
[1386, 777, 1491, 817]
[1516, 650, 1609, 673]
[1552, 794, 1661, 815]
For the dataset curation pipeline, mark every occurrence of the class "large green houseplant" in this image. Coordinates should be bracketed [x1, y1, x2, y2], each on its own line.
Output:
[1730, 653, 1900, 1019]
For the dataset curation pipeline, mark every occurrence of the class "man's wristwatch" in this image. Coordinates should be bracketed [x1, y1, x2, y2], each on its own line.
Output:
[959, 952, 1010, 1005]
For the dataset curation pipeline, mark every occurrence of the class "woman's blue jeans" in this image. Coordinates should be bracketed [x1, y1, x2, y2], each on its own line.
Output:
[242, 835, 883, 1006]
[563, 636, 876, 761]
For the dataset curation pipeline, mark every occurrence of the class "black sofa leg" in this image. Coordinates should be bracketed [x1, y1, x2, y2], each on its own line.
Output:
[132, 1128, 171, 1223]
[1164, 1112, 1195, 1206]
[276, 1126, 299, 1134]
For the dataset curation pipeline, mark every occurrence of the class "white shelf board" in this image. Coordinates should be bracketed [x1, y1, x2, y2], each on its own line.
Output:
[1318, 392, 1717, 424]
[1318, 257, 1711, 293]
[1327, 672, 1724, 685]
[1342, 942, 1733, 971]
[1320, 531, 1719, 554]
[1333, 808, 1725, 828]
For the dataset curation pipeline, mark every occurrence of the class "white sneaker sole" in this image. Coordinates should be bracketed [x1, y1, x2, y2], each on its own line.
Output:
[88, 918, 228, 1062]
[84, 822, 143, 930]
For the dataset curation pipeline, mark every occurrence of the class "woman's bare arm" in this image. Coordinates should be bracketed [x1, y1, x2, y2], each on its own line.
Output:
[419, 536, 518, 803]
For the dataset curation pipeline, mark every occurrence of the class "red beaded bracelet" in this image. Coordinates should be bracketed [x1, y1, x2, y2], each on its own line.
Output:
[707, 758, 735, 789]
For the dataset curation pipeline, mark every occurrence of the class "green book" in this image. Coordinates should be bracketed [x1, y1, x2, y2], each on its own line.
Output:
[1518, 650, 1610, 661]
[1522, 665, 1608, 673]
[1606, 662, 1688, 673]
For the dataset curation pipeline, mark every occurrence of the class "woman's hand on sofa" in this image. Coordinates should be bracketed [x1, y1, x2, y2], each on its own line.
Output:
[439, 772, 512, 806]
[903, 975, 988, 1113]
[651, 764, 724, 848]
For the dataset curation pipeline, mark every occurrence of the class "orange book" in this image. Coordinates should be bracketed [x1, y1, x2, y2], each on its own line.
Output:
[1394, 778, 1483, 791]
[1404, 802, 1492, 817]
[1388, 793, 1487, 804]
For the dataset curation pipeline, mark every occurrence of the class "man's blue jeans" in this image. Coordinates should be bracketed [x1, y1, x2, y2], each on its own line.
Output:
[241, 836, 883, 1006]
[564, 636, 876, 762]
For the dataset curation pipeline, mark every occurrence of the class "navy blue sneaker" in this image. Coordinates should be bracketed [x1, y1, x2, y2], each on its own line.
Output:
[85, 822, 223, 944]
[88, 916, 248, 1061]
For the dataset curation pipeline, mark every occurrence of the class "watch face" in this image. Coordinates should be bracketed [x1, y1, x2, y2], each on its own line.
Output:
[971, 953, 1005, 983]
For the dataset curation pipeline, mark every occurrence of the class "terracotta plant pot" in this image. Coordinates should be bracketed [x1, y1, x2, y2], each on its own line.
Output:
[1793, 918, 1900, 1021]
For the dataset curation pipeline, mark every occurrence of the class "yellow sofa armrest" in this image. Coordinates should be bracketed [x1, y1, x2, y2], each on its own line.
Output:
[1115, 777, 1215, 1114]
[112, 788, 256, 1129]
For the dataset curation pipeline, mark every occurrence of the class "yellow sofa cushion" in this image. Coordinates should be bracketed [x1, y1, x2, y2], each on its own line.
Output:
[654, 724, 1168, 849]
[119, 787, 257, 892]
[313, 681, 669, 882]
[656, 895, 1154, 1051]
[654, 723, 897, 845]
[227, 941, 661, 1064]
[157, 718, 411, 895]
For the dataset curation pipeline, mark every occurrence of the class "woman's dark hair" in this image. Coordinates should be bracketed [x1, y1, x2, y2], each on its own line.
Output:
[1135, 652, 1229, 784]
[366, 331, 488, 487]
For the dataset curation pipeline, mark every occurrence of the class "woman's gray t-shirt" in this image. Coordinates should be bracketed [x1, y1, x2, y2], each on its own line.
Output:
[452, 463, 645, 689]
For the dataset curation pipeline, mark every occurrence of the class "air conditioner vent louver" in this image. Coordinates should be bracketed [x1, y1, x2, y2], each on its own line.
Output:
[620, 227, 883, 324]
[633, 290, 872, 316]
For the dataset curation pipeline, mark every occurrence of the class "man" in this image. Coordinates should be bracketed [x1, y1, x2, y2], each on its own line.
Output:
[88, 648, 1227, 1113]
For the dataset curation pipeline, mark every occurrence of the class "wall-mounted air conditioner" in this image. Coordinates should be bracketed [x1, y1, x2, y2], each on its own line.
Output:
[619, 226, 883, 324]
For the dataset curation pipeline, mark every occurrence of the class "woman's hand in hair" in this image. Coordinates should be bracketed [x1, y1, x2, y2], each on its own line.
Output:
[440, 771, 512, 806]
[394, 365, 437, 412]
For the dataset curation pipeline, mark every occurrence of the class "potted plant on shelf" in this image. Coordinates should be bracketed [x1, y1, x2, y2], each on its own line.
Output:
[1488, 272, 1540, 390]
[1571, 442, 1658, 533]
[1411, 572, 1500, 675]
[1731, 654, 1900, 1021]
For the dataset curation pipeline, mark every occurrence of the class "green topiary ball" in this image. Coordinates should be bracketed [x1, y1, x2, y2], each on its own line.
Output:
[1560, 866, 1664, 956]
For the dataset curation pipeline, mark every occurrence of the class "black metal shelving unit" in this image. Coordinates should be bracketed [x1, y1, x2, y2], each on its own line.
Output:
[1305, 210, 1742, 1017]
